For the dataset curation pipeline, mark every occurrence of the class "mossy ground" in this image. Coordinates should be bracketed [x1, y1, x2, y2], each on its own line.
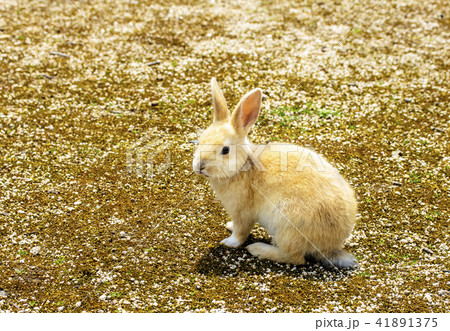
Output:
[0, 0, 448, 312]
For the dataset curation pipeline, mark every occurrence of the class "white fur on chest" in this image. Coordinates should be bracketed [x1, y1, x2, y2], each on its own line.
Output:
[256, 204, 283, 237]
[210, 180, 246, 213]
[210, 178, 283, 238]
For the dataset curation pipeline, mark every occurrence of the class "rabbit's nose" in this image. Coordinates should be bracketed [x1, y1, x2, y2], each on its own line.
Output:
[199, 160, 206, 170]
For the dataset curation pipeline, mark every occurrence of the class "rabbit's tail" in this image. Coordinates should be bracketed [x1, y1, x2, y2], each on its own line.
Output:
[315, 249, 358, 269]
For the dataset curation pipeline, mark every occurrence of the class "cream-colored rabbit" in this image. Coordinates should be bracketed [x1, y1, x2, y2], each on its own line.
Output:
[193, 78, 358, 268]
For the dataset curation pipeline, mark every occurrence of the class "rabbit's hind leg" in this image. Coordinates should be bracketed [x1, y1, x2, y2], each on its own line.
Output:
[247, 242, 305, 265]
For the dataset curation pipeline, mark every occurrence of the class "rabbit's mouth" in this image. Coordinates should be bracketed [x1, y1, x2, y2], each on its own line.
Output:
[198, 169, 209, 177]
[193, 166, 209, 177]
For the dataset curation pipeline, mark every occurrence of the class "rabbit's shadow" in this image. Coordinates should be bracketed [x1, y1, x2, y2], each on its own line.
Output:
[194, 234, 353, 280]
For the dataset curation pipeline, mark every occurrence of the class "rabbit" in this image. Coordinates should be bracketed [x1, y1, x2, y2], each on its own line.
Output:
[192, 78, 358, 269]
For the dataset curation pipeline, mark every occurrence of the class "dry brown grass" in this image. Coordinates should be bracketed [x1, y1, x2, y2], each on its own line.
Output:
[0, 0, 448, 312]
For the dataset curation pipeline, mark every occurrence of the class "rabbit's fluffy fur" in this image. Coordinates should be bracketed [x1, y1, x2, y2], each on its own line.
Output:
[193, 78, 357, 268]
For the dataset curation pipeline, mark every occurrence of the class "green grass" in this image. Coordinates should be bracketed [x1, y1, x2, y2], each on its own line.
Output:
[267, 103, 342, 127]
[425, 210, 441, 220]
[14, 268, 24, 275]
[409, 172, 421, 183]
[54, 256, 66, 264]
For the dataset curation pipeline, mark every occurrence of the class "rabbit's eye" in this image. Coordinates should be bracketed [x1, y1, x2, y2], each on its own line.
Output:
[221, 146, 230, 155]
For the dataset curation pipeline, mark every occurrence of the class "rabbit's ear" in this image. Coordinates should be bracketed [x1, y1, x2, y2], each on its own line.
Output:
[211, 78, 229, 122]
[231, 88, 262, 135]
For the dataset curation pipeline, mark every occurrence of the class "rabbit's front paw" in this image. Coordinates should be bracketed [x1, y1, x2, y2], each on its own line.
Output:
[220, 234, 242, 248]
[225, 221, 233, 231]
